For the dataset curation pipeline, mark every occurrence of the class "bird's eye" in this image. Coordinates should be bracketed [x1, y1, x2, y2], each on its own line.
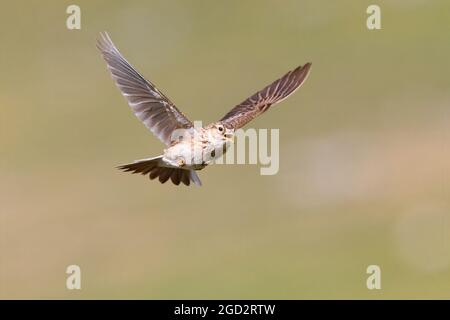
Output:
[217, 125, 224, 133]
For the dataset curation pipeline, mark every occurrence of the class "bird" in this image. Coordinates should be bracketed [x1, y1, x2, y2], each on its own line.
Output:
[97, 32, 311, 186]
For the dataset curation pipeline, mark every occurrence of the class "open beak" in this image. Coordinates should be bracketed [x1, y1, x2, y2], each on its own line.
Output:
[224, 133, 234, 141]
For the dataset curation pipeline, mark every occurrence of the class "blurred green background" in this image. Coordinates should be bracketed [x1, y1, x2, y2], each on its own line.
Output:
[1, 0, 450, 299]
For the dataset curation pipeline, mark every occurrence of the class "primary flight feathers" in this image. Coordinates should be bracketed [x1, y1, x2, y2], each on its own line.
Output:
[97, 32, 311, 141]
[220, 63, 311, 129]
[97, 32, 193, 146]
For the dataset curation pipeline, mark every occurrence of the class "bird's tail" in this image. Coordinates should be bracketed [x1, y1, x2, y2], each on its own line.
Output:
[117, 156, 202, 186]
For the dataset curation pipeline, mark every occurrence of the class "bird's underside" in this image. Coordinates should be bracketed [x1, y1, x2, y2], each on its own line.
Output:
[97, 32, 311, 186]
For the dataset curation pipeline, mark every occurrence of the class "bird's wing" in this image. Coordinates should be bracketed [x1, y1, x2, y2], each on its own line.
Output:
[219, 63, 311, 129]
[97, 32, 193, 146]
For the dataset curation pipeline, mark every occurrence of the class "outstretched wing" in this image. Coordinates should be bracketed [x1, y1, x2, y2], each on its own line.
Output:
[220, 63, 311, 129]
[97, 32, 193, 145]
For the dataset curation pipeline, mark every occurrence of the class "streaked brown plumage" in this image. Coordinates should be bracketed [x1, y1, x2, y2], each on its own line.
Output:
[220, 64, 311, 129]
[97, 32, 311, 186]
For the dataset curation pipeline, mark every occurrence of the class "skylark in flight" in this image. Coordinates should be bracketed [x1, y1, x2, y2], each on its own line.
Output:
[97, 32, 311, 186]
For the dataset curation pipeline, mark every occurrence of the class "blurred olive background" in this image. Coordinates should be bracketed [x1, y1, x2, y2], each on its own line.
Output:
[1, 0, 450, 299]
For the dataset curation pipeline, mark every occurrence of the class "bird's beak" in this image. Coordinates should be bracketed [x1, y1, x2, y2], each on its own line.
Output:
[224, 130, 234, 141]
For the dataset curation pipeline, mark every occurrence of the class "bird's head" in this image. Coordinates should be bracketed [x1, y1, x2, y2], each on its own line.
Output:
[206, 122, 234, 143]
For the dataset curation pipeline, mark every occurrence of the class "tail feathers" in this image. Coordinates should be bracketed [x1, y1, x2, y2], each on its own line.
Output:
[117, 156, 202, 186]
